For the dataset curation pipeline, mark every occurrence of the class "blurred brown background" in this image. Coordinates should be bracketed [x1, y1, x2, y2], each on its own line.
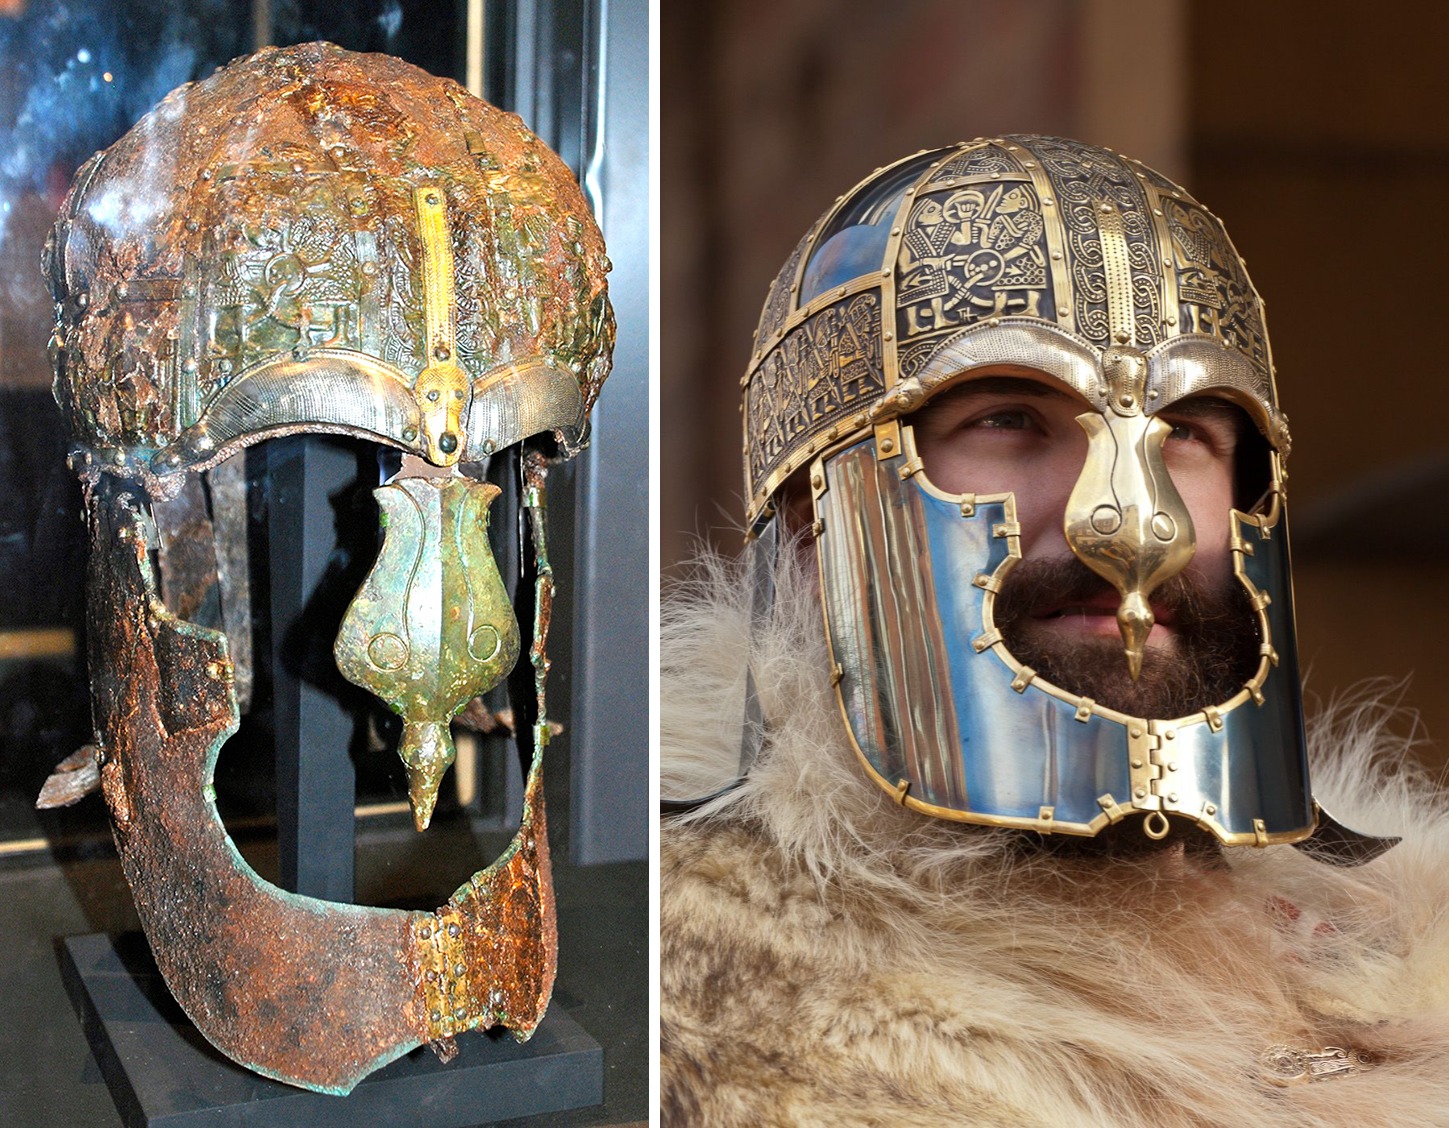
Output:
[662, 0, 1449, 772]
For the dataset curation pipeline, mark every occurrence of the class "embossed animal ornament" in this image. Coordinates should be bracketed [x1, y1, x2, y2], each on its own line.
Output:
[38, 42, 613, 1093]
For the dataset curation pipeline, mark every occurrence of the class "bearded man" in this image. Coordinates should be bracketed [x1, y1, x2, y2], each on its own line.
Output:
[660, 136, 1449, 1126]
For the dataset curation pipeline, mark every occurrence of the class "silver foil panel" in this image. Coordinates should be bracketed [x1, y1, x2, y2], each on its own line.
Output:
[817, 435, 1314, 843]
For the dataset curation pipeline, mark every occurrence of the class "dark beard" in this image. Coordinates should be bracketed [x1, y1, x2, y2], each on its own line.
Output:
[993, 556, 1260, 718]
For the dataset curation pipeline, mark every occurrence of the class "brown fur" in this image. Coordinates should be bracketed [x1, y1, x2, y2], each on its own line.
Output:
[661, 551, 1449, 1126]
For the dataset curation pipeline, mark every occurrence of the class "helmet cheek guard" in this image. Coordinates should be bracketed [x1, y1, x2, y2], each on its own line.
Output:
[41, 43, 613, 1093]
[739, 136, 1391, 862]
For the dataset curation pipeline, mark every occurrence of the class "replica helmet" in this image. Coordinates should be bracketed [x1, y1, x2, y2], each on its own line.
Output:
[41, 43, 613, 1092]
[740, 135, 1384, 858]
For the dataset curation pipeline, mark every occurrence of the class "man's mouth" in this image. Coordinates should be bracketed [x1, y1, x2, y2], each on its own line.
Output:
[1030, 592, 1176, 640]
[994, 556, 1259, 717]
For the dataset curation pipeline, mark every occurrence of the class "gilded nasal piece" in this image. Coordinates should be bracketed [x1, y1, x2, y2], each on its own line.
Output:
[1064, 350, 1196, 680]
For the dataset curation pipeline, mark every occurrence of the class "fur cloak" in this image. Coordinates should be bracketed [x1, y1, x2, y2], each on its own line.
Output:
[660, 552, 1449, 1127]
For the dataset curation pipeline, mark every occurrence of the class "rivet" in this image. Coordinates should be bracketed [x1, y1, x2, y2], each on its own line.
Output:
[453, 1006, 466, 1020]
[1164, 729, 1176, 740]
[1168, 792, 1180, 803]
[1134, 786, 1147, 798]
[433, 345, 450, 361]
[420, 925, 432, 939]
[1131, 758, 1143, 769]
[426, 191, 440, 206]
[883, 331, 893, 341]
[879, 437, 895, 454]
[1057, 305, 1069, 316]
[431, 1010, 442, 1023]
[427, 390, 440, 402]
[1051, 251, 1062, 261]
[1168, 762, 1178, 772]
[1205, 803, 1217, 815]
[811, 473, 823, 489]
[448, 923, 461, 938]
[402, 426, 418, 442]
[455, 963, 466, 977]
[438, 432, 458, 455]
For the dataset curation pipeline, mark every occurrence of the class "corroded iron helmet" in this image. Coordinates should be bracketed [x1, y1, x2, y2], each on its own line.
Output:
[41, 43, 612, 1092]
[739, 135, 1386, 860]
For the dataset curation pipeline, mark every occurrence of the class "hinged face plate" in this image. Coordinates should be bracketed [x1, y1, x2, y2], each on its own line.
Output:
[85, 471, 558, 1094]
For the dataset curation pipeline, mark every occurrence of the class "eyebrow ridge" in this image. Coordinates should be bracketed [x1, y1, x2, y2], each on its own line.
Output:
[926, 375, 1075, 402]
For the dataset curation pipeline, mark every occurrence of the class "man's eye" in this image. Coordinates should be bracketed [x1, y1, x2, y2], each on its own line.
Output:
[970, 409, 1033, 431]
[1166, 421, 1197, 442]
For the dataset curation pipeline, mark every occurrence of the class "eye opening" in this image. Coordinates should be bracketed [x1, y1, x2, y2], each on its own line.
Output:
[959, 404, 1044, 432]
[1154, 394, 1271, 511]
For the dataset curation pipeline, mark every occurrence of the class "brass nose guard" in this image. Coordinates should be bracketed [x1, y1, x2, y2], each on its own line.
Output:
[334, 475, 521, 829]
[1063, 347, 1196, 679]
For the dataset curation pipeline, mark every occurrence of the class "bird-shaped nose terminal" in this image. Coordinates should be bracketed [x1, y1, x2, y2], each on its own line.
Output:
[1063, 347, 1196, 680]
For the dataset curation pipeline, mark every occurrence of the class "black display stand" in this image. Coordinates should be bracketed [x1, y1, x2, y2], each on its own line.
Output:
[60, 933, 604, 1128]
[59, 438, 603, 1125]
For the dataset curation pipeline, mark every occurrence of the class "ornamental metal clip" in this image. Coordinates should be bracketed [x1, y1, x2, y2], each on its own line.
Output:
[1260, 1044, 1376, 1085]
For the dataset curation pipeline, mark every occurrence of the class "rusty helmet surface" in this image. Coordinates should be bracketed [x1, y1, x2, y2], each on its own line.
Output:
[46, 40, 613, 481]
[39, 42, 615, 1094]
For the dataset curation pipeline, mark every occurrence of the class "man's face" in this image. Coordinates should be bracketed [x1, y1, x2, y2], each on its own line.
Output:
[909, 368, 1258, 717]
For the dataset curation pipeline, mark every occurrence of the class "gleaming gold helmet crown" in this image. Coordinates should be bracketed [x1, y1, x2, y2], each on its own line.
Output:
[742, 134, 1287, 521]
